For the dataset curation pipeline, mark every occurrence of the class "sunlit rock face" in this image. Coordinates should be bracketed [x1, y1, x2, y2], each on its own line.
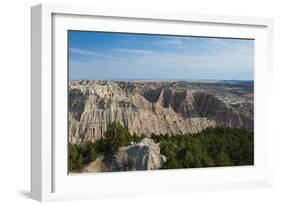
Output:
[68, 80, 253, 144]
[82, 138, 166, 172]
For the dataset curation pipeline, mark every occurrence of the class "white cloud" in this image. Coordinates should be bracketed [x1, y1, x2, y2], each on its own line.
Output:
[69, 38, 254, 80]
[112, 48, 158, 55]
[156, 39, 183, 45]
[69, 48, 124, 61]
[69, 48, 105, 57]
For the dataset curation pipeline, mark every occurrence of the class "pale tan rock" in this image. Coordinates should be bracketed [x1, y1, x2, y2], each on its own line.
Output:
[68, 81, 253, 144]
[82, 138, 165, 172]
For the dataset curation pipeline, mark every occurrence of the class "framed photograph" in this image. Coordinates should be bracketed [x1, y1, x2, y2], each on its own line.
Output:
[31, 3, 274, 201]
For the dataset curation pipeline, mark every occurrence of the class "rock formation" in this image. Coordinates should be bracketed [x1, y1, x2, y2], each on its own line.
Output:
[82, 138, 166, 172]
[68, 80, 254, 144]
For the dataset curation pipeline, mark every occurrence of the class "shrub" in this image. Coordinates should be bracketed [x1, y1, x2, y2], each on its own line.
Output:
[68, 124, 254, 172]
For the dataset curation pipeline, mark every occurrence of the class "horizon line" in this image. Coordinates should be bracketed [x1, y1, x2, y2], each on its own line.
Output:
[69, 78, 254, 81]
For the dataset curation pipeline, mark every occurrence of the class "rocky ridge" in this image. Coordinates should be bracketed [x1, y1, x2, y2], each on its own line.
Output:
[82, 138, 166, 172]
[68, 80, 253, 144]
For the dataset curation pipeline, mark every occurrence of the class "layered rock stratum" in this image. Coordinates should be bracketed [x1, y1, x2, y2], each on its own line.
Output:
[68, 80, 253, 144]
[82, 138, 166, 172]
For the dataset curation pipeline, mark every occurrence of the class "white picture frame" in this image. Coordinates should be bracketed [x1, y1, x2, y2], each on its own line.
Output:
[31, 3, 274, 202]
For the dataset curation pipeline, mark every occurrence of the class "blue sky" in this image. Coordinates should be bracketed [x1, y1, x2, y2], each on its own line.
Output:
[69, 31, 254, 80]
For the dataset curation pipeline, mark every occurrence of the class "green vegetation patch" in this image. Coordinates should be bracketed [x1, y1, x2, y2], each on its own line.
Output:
[151, 127, 254, 169]
[69, 123, 254, 172]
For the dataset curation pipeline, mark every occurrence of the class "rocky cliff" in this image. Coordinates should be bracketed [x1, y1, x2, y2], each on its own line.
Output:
[68, 80, 253, 144]
[82, 138, 166, 172]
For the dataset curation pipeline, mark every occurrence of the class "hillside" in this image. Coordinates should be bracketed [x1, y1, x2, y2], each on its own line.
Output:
[68, 80, 253, 144]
